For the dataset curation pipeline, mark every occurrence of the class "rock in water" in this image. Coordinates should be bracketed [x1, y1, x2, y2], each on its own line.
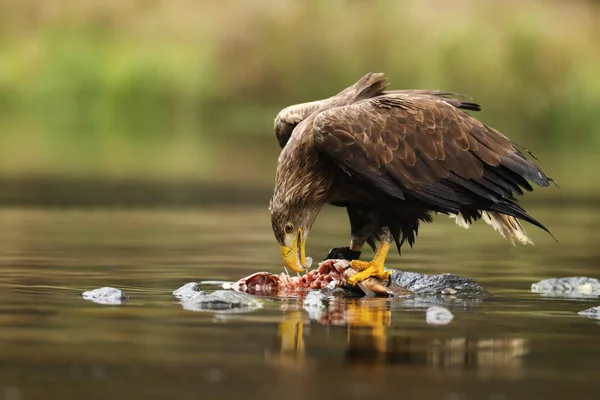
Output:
[180, 290, 263, 313]
[390, 270, 488, 298]
[82, 287, 128, 305]
[578, 306, 600, 320]
[531, 277, 600, 298]
[303, 290, 327, 309]
[426, 306, 454, 325]
[172, 282, 205, 300]
[302, 291, 328, 321]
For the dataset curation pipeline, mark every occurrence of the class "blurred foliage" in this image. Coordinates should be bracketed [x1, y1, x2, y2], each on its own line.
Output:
[0, 0, 599, 193]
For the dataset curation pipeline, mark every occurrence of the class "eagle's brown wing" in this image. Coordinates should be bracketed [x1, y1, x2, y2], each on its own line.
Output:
[274, 99, 331, 148]
[313, 93, 551, 230]
[274, 72, 393, 148]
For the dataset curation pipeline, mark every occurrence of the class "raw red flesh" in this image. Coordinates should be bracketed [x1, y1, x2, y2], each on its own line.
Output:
[229, 259, 351, 297]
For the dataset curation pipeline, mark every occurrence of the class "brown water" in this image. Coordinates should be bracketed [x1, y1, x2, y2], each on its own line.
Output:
[1, 204, 599, 400]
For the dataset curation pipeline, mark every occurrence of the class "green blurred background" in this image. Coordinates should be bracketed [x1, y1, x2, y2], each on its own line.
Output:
[1, 0, 599, 202]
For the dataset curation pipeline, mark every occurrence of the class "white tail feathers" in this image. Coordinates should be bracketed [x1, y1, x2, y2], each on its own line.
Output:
[449, 212, 471, 229]
[481, 211, 533, 245]
[449, 211, 533, 246]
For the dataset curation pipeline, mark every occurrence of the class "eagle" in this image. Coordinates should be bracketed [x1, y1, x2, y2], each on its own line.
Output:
[269, 72, 554, 286]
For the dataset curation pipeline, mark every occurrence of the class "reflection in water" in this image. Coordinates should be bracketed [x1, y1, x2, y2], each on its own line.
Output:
[272, 297, 529, 377]
[391, 337, 529, 375]
[265, 311, 308, 370]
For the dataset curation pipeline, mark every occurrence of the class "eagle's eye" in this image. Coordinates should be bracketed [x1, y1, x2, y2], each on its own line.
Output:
[284, 223, 294, 234]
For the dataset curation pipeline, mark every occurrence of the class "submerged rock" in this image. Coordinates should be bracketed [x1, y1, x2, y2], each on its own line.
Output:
[180, 290, 263, 313]
[390, 269, 488, 299]
[426, 306, 454, 325]
[531, 277, 600, 298]
[578, 306, 600, 320]
[82, 287, 128, 305]
[172, 282, 205, 300]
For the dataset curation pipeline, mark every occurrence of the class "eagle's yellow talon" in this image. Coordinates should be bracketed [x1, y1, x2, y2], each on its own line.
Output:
[347, 261, 391, 286]
[347, 237, 393, 286]
[349, 260, 370, 271]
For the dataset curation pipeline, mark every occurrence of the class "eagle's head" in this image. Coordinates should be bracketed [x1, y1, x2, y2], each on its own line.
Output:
[268, 194, 319, 273]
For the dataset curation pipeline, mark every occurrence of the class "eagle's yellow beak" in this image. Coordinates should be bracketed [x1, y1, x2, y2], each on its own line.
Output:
[280, 228, 311, 273]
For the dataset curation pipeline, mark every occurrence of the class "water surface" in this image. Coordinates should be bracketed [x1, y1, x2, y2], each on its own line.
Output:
[1, 204, 599, 400]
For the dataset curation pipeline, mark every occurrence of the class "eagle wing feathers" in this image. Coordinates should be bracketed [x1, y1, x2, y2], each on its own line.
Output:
[313, 93, 551, 233]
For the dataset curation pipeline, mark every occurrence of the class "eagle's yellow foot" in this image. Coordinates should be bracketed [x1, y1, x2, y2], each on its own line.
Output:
[348, 260, 392, 285]
[347, 235, 393, 286]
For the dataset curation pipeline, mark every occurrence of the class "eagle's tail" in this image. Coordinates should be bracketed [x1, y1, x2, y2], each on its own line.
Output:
[450, 211, 533, 245]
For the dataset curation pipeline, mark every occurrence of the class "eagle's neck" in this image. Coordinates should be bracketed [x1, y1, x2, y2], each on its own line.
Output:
[271, 123, 331, 226]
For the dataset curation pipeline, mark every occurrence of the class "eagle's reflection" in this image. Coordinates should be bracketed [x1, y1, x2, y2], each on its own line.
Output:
[269, 297, 529, 373]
